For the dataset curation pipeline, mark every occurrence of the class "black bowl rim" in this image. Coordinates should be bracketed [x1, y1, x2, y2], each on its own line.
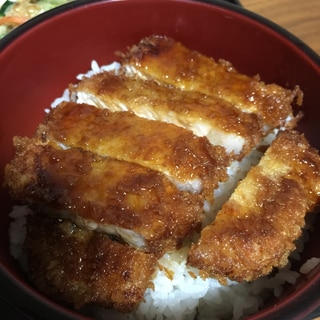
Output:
[0, 0, 319, 319]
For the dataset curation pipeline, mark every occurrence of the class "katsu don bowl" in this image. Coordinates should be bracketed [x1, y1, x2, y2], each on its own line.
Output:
[0, 0, 319, 319]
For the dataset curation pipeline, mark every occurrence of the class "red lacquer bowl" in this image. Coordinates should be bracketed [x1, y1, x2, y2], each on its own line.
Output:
[0, 0, 319, 319]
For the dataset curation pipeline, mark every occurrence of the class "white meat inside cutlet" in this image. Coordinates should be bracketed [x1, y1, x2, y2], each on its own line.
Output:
[4, 137, 205, 255]
[72, 72, 264, 160]
[188, 130, 320, 283]
[119, 35, 303, 131]
[38, 101, 230, 201]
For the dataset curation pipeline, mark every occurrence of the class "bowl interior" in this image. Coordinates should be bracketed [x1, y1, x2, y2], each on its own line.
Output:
[0, 0, 319, 319]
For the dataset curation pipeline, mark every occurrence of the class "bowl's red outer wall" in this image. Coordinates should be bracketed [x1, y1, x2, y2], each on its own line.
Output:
[0, 0, 319, 319]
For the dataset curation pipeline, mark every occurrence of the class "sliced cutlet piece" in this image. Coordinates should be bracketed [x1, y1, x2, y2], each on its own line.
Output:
[38, 102, 230, 200]
[119, 35, 302, 130]
[4, 137, 204, 255]
[72, 72, 263, 159]
[187, 130, 320, 283]
[24, 213, 157, 312]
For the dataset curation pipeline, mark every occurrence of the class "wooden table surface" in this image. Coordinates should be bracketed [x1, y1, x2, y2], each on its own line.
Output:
[240, 0, 320, 55]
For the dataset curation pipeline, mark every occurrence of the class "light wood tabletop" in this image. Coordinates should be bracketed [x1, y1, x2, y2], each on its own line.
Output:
[240, 0, 320, 55]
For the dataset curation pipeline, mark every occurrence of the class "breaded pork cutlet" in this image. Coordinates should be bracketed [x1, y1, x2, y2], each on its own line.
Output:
[119, 35, 302, 130]
[4, 137, 204, 255]
[73, 72, 263, 159]
[38, 101, 230, 200]
[188, 131, 320, 283]
[24, 213, 157, 312]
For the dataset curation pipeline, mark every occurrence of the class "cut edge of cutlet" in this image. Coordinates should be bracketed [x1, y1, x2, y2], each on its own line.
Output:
[4, 136, 205, 257]
[119, 35, 303, 131]
[23, 213, 158, 312]
[71, 73, 264, 160]
[37, 101, 231, 202]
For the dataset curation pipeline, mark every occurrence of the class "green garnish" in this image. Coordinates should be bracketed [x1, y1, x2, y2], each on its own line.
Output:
[0, 0, 14, 17]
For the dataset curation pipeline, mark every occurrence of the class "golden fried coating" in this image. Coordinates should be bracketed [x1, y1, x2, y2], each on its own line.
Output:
[4, 36, 317, 316]
[24, 213, 157, 312]
[4, 137, 204, 255]
[187, 131, 320, 283]
[38, 101, 230, 200]
[120, 35, 302, 130]
[73, 71, 263, 159]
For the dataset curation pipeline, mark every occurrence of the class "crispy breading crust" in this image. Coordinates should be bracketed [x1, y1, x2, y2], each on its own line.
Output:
[120, 35, 303, 130]
[187, 131, 320, 283]
[4, 36, 318, 314]
[38, 101, 230, 201]
[72, 72, 264, 159]
[24, 213, 157, 312]
[4, 137, 204, 255]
